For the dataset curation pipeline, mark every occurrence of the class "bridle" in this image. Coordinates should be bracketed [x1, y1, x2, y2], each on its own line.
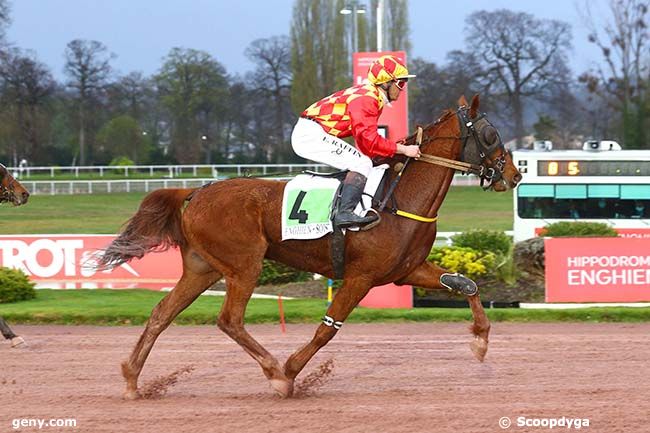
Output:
[416, 106, 507, 190]
[376, 106, 508, 219]
[0, 163, 17, 203]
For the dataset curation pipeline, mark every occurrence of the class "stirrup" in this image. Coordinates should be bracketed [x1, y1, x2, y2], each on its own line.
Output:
[335, 212, 377, 229]
[360, 209, 381, 231]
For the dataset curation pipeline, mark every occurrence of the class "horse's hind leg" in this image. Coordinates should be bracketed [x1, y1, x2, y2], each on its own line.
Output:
[396, 261, 490, 361]
[122, 251, 220, 400]
[216, 271, 292, 398]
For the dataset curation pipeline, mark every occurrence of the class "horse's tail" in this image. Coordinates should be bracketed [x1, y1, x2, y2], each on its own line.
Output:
[96, 188, 195, 269]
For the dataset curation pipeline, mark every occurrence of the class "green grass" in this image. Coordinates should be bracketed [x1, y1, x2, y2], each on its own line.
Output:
[1, 289, 648, 325]
[0, 193, 146, 234]
[0, 186, 512, 235]
[437, 186, 513, 232]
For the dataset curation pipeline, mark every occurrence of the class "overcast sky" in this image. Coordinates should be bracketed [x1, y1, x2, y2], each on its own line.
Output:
[7, 0, 606, 81]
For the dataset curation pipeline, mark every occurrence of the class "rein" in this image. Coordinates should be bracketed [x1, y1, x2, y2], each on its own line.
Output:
[416, 153, 481, 175]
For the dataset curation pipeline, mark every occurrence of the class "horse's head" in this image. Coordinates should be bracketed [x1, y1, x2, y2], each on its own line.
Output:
[456, 95, 521, 191]
[0, 163, 30, 206]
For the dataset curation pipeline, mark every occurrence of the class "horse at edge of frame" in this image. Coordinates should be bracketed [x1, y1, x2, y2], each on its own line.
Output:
[1, 162, 31, 348]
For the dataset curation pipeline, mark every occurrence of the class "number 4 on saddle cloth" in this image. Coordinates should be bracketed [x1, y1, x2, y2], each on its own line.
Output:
[281, 165, 388, 241]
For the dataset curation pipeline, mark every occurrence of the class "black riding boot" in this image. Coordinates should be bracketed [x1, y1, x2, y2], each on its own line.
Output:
[334, 172, 378, 228]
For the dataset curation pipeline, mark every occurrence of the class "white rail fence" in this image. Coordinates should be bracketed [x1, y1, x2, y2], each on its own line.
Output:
[21, 174, 478, 195]
[11, 163, 479, 195]
[21, 179, 217, 195]
[9, 163, 329, 178]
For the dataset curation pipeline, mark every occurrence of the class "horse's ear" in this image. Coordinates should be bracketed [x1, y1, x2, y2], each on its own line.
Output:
[469, 94, 480, 118]
[457, 95, 468, 107]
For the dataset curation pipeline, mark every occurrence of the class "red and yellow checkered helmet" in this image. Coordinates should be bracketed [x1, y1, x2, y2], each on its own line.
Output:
[367, 55, 416, 85]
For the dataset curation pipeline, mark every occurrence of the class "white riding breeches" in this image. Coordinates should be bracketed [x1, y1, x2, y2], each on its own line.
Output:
[291, 118, 373, 177]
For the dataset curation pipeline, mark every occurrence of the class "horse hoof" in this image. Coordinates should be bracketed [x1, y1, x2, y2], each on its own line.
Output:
[10, 337, 27, 348]
[123, 389, 141, 400]
[469, 337, 488, 362]
[269, 378, 293, 398]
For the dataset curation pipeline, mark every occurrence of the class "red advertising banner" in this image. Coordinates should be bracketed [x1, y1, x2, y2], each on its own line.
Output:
[545, 237, 650, 302]
[0, 235, 181, 290]
[353, 51, 409, 142]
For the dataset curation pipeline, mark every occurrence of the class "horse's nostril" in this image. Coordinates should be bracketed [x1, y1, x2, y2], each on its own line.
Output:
[513, 173, 522, 183]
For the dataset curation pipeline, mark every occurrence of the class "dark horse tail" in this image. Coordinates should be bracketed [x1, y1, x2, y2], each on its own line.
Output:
[96, 188, 195, 269]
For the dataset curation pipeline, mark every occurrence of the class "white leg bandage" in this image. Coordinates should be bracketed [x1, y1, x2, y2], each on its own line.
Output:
[322, 315, 343, 330]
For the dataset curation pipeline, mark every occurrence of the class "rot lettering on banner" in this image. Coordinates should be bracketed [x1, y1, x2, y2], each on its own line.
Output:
[352, 51, 409, 142]
[0, 235, 181, 290]
[545, 237, 650, 302]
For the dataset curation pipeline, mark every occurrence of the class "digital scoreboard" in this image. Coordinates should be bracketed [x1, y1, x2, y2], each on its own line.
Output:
[537, 160, 650, 176]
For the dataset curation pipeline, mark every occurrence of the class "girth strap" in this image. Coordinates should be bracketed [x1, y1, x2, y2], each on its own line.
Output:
[394, 209, 438, 223]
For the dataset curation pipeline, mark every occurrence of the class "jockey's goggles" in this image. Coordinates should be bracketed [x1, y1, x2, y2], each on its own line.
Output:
[395, 78, 409, 90]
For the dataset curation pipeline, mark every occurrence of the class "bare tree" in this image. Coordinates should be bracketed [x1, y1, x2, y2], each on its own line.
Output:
[108, 72, 151, 120]
[290, 0, 349, 114]
[464, 10, 572, 146]
[0, 0, 10, 46]
[409, 56, 484, 127]
[578, 0, 649, 148]
[368, 0, 412, 52]
[64, 39, 114, 165]
[245, 36, 294, 162]
[0, 48, 55, 164]
[156, 48, 228, 163]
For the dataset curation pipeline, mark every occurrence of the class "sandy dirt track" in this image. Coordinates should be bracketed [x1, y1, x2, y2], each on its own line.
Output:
[2, 323, 649, 433]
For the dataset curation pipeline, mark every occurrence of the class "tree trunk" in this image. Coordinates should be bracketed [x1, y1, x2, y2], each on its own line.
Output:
[79, 104, 86, 165]
[513, 93, 525, 147]
[275, 89, 286, 163]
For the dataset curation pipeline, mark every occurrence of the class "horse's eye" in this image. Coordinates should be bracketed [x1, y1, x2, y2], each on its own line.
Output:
[482, 126, 498, 145]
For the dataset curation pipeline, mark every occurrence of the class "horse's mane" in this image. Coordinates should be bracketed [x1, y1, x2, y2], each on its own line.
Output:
[404, 109, 456, 144]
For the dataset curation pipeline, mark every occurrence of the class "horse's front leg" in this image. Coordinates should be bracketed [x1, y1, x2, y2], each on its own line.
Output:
[283, 276, 373, 384]
[0, 317, 25, 348]
[396, 261, 490, 361]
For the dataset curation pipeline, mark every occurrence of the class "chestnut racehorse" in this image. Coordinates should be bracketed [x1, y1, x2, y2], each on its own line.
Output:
[1, 162, 30, 348]
[99, 95, 521, 399]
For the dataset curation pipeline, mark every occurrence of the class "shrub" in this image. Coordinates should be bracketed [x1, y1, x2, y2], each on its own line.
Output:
[109, 156, 135, 166]
[539, 221, 618, 237]
[451, 229, 513, 256]
[258, 260, 312, 285]
[0, 267, 36, 303]
[427, 246, 496, 280]
[109, 156, 136, 176]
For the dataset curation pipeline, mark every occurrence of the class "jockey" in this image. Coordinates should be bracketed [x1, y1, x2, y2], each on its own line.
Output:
[291, 54, 421, 229]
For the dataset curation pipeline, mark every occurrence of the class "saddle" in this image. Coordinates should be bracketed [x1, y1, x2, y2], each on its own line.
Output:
[281, 166, 390, 278]
[281, 165, 389, 240]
